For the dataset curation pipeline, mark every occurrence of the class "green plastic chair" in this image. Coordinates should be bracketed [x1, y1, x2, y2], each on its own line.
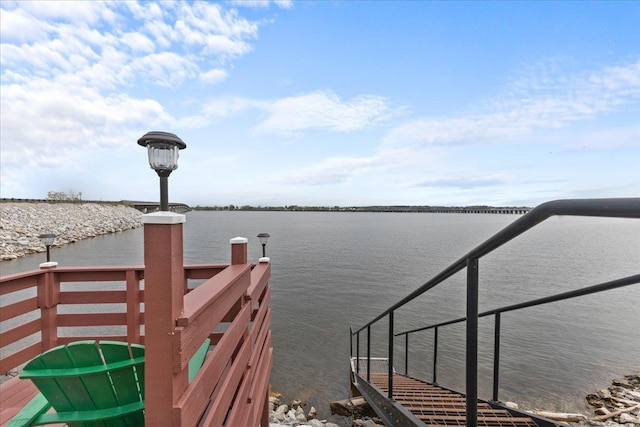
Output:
[8, 339, 210, 426]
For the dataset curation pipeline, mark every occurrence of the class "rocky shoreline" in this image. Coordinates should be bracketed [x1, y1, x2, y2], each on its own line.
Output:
[0, 202, 142, 261]
[530, 374, 640, 427]
[271, 374, 640, 427]
[267, 388, 383, 427]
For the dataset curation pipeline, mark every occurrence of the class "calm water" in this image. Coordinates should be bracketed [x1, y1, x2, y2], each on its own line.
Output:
[1, 211, 639, 422]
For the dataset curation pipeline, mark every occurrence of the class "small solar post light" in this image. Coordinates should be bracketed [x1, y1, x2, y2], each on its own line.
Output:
[257, 233, 270, 257]
[38, 233, 56, 262]
[137, 131, 187, 211]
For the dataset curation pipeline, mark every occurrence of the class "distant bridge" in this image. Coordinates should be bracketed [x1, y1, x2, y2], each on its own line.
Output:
[429, 207, 531, 214]
[123, 201, 192, 213]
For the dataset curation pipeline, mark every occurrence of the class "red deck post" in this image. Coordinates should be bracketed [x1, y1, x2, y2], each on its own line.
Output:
[142, 212, 188, 426]
[38, 262, 59, 352]
[230, 236, 248, 264]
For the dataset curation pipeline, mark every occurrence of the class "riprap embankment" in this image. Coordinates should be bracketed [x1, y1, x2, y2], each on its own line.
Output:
[0, 202, 142, 261]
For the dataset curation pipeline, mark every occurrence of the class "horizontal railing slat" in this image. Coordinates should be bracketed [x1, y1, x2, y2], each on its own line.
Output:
[0, 297, 38, 322]
[248, 262, 270, 301]
[57, 336, 129, 345]
[0, 319, 40, 347]
[58, 313, 127, 326]
[174, 303, 251, 421]
[0, 273, 39, 295]
[179, 264, 251, 327]
[59, 290, 127, 304]
[184, 264, 228, 280]
[250, 341, 273, 427]
[0, 343, 40, 374]
[198, 332, 252, 427]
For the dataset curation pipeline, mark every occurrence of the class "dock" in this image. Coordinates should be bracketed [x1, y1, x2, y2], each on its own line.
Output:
[350, 198, 639, 427]
[350, 357, 550, 427]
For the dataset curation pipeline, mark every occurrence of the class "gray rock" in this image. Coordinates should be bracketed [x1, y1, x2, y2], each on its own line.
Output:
[290, 399, 304, 409]
[618, 413, 640, 424]
[274, 404, 288, 421]
[307, 406, 317, 419]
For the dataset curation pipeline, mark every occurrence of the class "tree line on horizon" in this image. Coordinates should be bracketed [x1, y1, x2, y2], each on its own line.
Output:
[191, 204, 532, 212]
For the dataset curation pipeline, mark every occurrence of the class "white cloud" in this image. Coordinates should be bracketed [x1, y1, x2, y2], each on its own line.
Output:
[385, 60, 640, 147]
[256, 91, 395, 136]
[0, 7, 52, 43]
[11, 0, 111, 25]
[199, 68, 228, 84]
[202, 96, 264, 117]
[1, 1, 264, 88]
[413, 174, 515, 189]
[271, 59, 640, 193]
[131, 52, 200, 87]
[277, 155, 380, 185]
[0, 0, 271, 184]
[230, 0, 293, 9]
[0, 80, 172, 168]
[120, 32, 156, 53]
[124, 1, 167, 21]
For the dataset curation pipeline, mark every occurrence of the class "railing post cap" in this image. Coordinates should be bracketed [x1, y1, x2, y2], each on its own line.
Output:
[142, 212, 186, 224]
[259, 257, 270, 263]
[39, 261, 58, 269]
[230, 237, 248, 244]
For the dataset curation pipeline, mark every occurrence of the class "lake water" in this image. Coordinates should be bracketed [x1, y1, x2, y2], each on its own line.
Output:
[1, 211, 639, 423]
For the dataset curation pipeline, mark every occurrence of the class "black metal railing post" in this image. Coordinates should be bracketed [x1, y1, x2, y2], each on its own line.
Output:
[350, 326, 353, 360]
[466, 257, 479, 427]
[433, 326, 438, 384]
[356, 331, 360, 374]
[367, 325, 371, 382]
[388, 310, 394, 399]
[404, 333, 409, 375]
[493, 312, 501, 401]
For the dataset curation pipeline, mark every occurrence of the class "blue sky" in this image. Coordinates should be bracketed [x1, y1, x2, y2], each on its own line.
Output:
[1, 1, 639, 207]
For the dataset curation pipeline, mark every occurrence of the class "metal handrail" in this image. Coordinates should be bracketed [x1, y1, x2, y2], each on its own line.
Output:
[396, 273, 640, 401]
[350, 197, 640, 427]
[398, 273, 640, 336]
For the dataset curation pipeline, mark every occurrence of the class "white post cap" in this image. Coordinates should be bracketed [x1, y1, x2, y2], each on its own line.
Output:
[230, 237, 248, 244]
[259, 257, 270, 263]
[142, 211, 186, 224]
[39, 261, 59, 269]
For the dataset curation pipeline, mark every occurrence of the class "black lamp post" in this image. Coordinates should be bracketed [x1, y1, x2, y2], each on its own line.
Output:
[137, 131, 187, 211]
[38, 233, 56, 262]
[257, 233, 270, 257]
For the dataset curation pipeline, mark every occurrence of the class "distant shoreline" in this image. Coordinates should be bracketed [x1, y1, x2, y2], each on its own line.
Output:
[0, 199, 531, 214]
[191, 205, 532, 214]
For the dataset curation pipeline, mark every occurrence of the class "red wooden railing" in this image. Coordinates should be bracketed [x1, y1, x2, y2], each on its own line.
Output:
[0, 220, 272, 426]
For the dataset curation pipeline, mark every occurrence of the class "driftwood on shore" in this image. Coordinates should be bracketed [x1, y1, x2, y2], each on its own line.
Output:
[531, 405, 640, 423]
[530, 374, 640, 425]
[329, 397, 371, 417]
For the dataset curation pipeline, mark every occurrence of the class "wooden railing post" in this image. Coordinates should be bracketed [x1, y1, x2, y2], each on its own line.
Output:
[142, 212, 187, 425]
[126, 269, 142, 344]
[231, 236, 248, 265]
[38, 262, 59, 352]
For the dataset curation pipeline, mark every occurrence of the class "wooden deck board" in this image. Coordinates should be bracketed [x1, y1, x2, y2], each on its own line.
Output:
[0, 377, 64, 427]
